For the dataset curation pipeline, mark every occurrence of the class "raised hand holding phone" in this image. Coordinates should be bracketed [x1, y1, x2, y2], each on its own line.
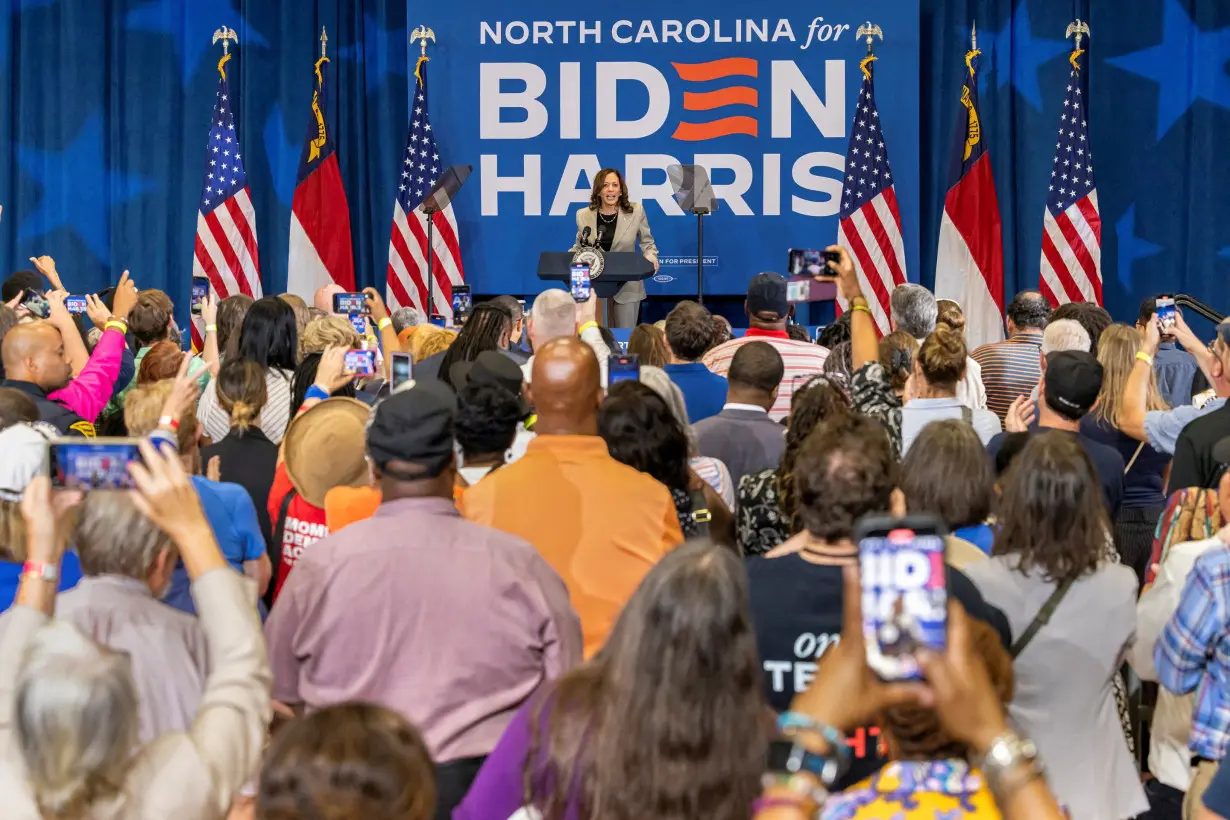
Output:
[111, 271, 138, 321]
[314, 345, 356, 393]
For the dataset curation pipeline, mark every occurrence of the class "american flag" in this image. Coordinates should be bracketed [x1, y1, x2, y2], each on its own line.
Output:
[1039, 46, 1101, 306]
[191, 57, 261, 350]
[386, 58, 465, 320]
[837, 55, 907, 336]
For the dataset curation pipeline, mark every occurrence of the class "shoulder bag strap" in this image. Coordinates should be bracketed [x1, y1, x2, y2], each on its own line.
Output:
[1124, 440, 1146, 474]
[1009, 578, 1074, 659]
[274, 486, 297, 545]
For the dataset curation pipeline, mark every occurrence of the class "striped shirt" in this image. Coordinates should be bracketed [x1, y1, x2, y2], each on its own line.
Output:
[701, 330, 829, 421]
[971, 332, 1044, 423]
[198, 367, 295, 445]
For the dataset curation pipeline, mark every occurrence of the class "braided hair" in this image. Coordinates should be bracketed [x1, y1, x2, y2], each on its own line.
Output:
[437, 303, 512, 389]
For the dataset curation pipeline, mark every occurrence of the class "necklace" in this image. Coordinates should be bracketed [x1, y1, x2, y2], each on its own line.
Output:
[598, 211, 617, 222]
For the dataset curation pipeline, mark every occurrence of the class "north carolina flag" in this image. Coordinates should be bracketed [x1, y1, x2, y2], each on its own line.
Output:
[287, 38, 355, 298]
[934, 36, 1005, 349]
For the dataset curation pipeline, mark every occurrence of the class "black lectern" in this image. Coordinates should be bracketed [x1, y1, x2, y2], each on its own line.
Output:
[537, 252, 654, 326]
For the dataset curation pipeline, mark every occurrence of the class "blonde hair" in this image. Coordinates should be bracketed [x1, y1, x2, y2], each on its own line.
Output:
[216, 359, 268, 432]
[917, 325, 968, 388]
[1093, 324, 1169, 426]
[0, 500, 26, 563]
[300, 315, 362, 358]
[75, 492, 174, 579]
[15, 620, 138, 817]
[407, 325, 457, 364]
[124, 381, 198, 452]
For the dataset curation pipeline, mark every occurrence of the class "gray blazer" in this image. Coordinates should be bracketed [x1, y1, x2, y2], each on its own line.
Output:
[573, 202, 658, 304]
[692, 408, 786, 488]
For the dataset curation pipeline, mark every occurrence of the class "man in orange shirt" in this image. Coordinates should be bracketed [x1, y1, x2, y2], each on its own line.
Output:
[463, 337, 684, 657]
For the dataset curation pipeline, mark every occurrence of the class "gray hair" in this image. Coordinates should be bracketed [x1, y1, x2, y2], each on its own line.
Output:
[16, 620, 138, 815]
[74, 492, 174, 579]
[529, 289, 576, 344]
[1041, 319, 1091, 356]
[639, 364, 698, 457]
[390, 307, 424, 335]
[890, 284, 938, 339]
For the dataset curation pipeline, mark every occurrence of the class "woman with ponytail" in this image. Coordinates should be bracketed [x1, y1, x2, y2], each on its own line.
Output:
[899, 324, 1002, 455]
[202, 358, 279, 579]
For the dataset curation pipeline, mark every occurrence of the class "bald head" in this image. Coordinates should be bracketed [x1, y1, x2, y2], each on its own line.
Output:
[314, 283, 345, 313]
[2, 322, 73, 392]
[527, 337, 602, 435]
[528, 289, 576, 349]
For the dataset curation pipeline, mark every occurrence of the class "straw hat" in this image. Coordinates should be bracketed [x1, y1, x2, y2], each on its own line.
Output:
[282, 397, 372, 508]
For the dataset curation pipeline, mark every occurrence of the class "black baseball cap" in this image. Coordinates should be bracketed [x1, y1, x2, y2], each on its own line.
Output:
[450, 350, 530, 418]
[746, 272, 790, 320]
[1044, 350, 1103, 419]
[366, 379, 457, 479]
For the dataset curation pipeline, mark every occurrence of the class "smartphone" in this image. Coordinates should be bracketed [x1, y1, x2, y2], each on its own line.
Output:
[343, 349, 377, 377]
[390, 351, 413, 390]
[1155, 295, 1177, 331]
[429, 313, 446, 327]
[517, 298, 527, 314]
[786, 277, 838, 303]
[347, 314, 366, 335]
[191, 275, 210, 315]
[333, 292, 369, 315]
[47, 438, 142, 491]
[856, 514, 948, 682]
[608, 353, 640, 386]
[787, 248, 841, 277]
[451, 285, 473, 323]
[21, 289, 50, 319]
[65, 296, 88, 314]
[570, 264, 591, 302]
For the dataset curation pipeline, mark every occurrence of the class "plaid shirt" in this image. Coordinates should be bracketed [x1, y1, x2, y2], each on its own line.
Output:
[1155, 544, 1230, 759]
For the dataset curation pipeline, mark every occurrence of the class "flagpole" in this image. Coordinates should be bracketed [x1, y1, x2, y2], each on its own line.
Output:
[411, 25, 437, 317]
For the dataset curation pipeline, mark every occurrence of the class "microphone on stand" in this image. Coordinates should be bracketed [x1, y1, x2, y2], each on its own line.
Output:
[580, 226, 592, 247]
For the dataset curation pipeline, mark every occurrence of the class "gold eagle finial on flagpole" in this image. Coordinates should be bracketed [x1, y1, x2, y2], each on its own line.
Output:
[410, 25, 436, 84]
[856, 22, 883, 79]
[1065, 19, 1090, 70]
[211, 26, 238, 78]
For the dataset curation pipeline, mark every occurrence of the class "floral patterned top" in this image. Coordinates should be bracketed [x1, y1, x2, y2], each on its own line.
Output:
[851, 362, 904, 458]
[820, 759, 1002, 819]
[735, 469, 788, 556]
[671, 486, 699, 539]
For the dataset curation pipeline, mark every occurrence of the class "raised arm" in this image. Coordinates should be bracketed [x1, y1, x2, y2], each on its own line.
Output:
[823, 246, 878, 369]
[363, 287, 402, 381]
[199, 294, 221, 377]
[1120, 315, 1160, 442]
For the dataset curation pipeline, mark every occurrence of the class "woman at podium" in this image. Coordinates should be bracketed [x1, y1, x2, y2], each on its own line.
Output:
[574, 168, 659, 328]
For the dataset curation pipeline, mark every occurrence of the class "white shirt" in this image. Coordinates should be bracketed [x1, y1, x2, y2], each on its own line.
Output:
[1129, 535, 1225, 791]
[722, 402, 769, 414]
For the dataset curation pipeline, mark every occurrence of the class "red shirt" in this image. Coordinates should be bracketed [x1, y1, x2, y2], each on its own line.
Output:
[267, 464, 330, 602]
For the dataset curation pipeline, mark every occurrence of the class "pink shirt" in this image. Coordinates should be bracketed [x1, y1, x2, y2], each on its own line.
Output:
[702, 329, 830, 421]
[264, 496, 582, 762]
[48, 326, 125, 422]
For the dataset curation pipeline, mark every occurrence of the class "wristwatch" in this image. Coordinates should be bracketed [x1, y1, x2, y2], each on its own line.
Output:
[979, 730, 1043, 799]
[21, 560, 59, 583]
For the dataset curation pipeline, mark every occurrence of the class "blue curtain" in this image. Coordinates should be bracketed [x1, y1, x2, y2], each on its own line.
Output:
[4, 0, 1230, 328]
[0, 0, 408, 327]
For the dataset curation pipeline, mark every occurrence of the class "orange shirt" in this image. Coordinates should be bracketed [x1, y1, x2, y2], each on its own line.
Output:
[326, 485, 466, 532]
[462, 435, 684, 657]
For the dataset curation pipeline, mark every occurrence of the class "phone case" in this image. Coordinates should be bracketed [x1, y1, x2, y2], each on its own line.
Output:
[855, 514, 948, 682]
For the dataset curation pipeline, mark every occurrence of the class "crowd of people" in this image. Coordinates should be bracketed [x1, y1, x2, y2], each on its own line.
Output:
[0, 245, 1228, 820]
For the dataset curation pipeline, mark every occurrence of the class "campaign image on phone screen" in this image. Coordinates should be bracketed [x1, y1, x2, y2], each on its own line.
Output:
[48, 440, 141, 491]
[391, 352, 413, 389]
[570, 264, 591, 302]
[451, 285, 473, 320]
[22, 289, 50, 319]
[191, 276, 210, 315]
[858, 516, 948, 682]
[347, 314, 367, 335]
[333, 292, 368, 315]
[1156, 296, 1177, 330]
[64, 296, 88, 314]
[343, 349, 377, 376]
[607, 353, 640, 386]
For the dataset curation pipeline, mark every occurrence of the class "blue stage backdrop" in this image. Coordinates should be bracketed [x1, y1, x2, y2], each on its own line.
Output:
[424, 2, 921, 299]
[2, 1, 1230, 330]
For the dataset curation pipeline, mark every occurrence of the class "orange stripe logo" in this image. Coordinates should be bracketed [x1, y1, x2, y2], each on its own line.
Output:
[671, 58, 758, 141]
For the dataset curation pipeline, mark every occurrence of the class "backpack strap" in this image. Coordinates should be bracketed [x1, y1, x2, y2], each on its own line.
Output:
[1010, 578, 1074, 659]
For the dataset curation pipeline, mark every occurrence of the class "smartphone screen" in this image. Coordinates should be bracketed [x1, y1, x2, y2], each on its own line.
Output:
[429, 313, 446, 327]
[858, 515, 948, 682]
[22, 289, 50, 319]
[65, 296, 88, 314]
[391, 352, 413, 389]
[333, 292, 368, 315]
[344, 349, 377, 376]
[607, 353, 640, 386]
[48, 439, 141, 490]
[191, 276, 210, 315]
[451, 285, 473, 321]
[786, 279, 811, 303]
[1156, 296, 1177, 330]
[570, 264, 591, 302]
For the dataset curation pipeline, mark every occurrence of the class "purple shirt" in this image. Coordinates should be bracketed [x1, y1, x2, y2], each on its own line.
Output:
[264, 496, 582, 763]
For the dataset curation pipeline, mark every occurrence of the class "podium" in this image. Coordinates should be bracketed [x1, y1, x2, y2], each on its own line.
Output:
[537, 251, 654, 326]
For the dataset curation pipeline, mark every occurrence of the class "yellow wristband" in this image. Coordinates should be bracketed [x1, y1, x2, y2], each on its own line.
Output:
[204, 324, 218, 333]
[378, 317, 392, 331]
[851, 304, 873, 315]
[1136, 351, 1154, 366]
[578, 321, 599, 335]
[104, 319, 128, 333]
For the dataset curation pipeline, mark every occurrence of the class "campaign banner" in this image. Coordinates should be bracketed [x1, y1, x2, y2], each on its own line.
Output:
[418, 1, 921, 297]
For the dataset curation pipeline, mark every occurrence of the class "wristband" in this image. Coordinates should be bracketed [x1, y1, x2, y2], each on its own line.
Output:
[850, 304, 873, 315]
[378, 317, 392, 331]
[578, 321, 599, 335]
[204, 324, 218, 333]
[1136, 351, 1154, 366]
[148, 428, 180, 452]
[158, 415, 179, 430]
[304, 385, 331, 402]
[21, 560, 58, 583]
[104, 319, 128, 334]
[777, 712, 850, 784]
